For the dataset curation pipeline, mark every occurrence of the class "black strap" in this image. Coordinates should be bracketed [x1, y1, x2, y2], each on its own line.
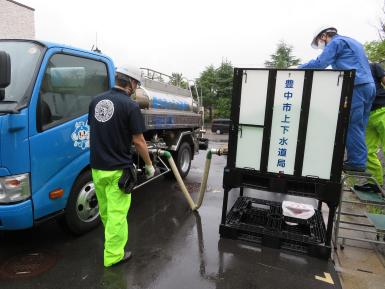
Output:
[118, 167, 137, 194]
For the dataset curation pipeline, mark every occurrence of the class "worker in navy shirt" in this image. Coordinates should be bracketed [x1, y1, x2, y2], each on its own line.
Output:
[299, 26, 375, 172]
[89, 65, 155, 267]
[355, 63, 385, 192]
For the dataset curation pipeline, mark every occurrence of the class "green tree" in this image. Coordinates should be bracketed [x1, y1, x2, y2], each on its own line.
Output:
[214, 60, 233, 118]
[216, 97, 231, 118]
[169, 72, 188, 88]
[215, 60, 233, 99]
[363, 2, 385, 62]
[264, 41, 300, 68]
[196, 60, 234, 121]
[364, 4, 385, 62]
[364, 40, 385, 62]
[196, 65, 217, 120]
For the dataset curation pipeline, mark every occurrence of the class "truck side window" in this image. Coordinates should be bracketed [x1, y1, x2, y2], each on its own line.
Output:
[38, 53, 109, 130]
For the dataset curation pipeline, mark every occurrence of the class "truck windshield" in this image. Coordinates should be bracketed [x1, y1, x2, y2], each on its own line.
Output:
[0, 41, 44, 112]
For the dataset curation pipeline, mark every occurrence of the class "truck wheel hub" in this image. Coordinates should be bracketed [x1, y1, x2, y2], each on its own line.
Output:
[180, 149, 190, 173]
[76, 182, 99, 222]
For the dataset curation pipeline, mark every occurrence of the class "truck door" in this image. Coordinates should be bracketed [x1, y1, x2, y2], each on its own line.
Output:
[29, 51, 110, 220]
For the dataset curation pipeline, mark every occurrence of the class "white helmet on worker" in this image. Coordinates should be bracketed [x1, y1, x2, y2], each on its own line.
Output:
[116, 64, 142, 85]
[311, 26, 337, 49]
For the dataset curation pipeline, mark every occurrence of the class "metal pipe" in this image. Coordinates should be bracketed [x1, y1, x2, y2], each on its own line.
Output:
[341, 199, 385, 208]
[339, 212, 366, 217]
[336, 235, 385, 245]
[156, 148, 227, 211]
[338, 220, 374, 227]
[338, 226, 378, 234]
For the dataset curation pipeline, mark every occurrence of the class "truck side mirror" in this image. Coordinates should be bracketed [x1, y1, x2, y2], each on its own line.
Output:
[0, 50, 11, 100]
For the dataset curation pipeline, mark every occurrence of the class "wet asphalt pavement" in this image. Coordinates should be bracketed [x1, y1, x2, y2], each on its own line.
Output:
[0, 140, 341, 289]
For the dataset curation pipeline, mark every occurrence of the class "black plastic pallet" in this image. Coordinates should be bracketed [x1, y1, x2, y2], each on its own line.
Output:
[220, 196, 331, 259]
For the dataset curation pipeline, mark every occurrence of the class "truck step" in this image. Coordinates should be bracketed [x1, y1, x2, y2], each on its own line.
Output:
[351, 188, 385, 204]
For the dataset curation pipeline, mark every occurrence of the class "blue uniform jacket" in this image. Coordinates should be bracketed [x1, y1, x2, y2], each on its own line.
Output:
[299, 35, 373, 86]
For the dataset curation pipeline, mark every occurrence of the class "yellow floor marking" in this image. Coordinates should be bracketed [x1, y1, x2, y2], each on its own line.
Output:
[315, 272, 334, 285]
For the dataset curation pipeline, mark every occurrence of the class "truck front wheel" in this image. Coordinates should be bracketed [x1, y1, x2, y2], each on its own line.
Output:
[63, 171, 100, 235]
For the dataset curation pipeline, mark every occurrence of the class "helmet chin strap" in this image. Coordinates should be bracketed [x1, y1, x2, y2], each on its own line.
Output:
[126, 78, 137, 95]
[318, 39, 325, 49]
[318, 34, 328, 49]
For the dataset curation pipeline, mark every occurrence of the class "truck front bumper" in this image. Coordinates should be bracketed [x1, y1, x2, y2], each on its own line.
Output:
[0, 200, 33, 230]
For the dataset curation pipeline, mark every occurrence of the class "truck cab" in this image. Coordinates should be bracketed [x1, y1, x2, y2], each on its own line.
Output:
[0, 39, 115, 234]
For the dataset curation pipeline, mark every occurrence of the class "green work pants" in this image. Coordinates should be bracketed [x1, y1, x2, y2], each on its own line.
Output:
[366, 107, 385, 186]
[92, 169, 131, 267]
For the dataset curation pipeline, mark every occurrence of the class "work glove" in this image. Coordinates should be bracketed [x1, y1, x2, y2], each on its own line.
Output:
[145, 164, 155, 179]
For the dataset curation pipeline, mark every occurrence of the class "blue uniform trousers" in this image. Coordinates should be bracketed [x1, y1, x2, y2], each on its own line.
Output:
[345, 83, 376, 168]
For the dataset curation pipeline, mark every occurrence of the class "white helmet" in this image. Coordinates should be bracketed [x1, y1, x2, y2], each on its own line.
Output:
[311, 26, 337, 49]
[116, 64, 142, 84]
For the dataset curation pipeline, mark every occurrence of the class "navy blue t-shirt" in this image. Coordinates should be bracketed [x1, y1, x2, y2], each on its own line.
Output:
[370, 63, 385, 111]
[88, 87, 146, 170]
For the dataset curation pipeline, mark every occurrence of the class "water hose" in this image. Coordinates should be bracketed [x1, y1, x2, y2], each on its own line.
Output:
[156, 148, 227, 211]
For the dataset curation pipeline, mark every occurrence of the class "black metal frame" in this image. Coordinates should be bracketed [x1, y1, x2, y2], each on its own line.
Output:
[221, 68, 355, 258]
[225, 68, 355, 200]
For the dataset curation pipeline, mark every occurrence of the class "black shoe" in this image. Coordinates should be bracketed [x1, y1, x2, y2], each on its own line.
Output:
[343, 163, 366, 172]
[354, 183, 380, 193]
[110, 251, 132, 267]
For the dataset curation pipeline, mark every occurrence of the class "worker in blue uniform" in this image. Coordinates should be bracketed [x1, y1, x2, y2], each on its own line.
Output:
[299, 27, 375, 172]
[354, 63, 385, 193]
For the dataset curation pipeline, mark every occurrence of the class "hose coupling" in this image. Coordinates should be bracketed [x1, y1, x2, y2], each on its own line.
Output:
[210, 147, 228, 156]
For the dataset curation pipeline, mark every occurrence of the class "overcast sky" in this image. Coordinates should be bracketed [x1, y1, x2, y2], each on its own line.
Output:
[21, 0, 385, 79]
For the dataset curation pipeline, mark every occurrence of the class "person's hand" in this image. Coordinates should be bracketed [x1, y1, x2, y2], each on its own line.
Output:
[145, 164, 155, 179]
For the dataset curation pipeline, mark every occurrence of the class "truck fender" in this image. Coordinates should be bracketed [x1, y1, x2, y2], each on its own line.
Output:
[170, 131, 191, 151]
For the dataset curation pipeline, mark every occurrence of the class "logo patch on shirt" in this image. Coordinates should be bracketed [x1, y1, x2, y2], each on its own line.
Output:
[95, 99, 114, 122]
[71, 121, 90, 150]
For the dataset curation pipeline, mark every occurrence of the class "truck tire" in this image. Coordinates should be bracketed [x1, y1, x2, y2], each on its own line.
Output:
[63, 170, 100, 235]
[166, 142, 192, 180]
[176, 142, 192, 178]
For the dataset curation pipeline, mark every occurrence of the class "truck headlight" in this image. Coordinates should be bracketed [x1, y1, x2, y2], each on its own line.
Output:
[0, 173, 31, 203]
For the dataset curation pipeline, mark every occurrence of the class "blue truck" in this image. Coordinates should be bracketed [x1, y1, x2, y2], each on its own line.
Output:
[0, 39, 205, 234]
